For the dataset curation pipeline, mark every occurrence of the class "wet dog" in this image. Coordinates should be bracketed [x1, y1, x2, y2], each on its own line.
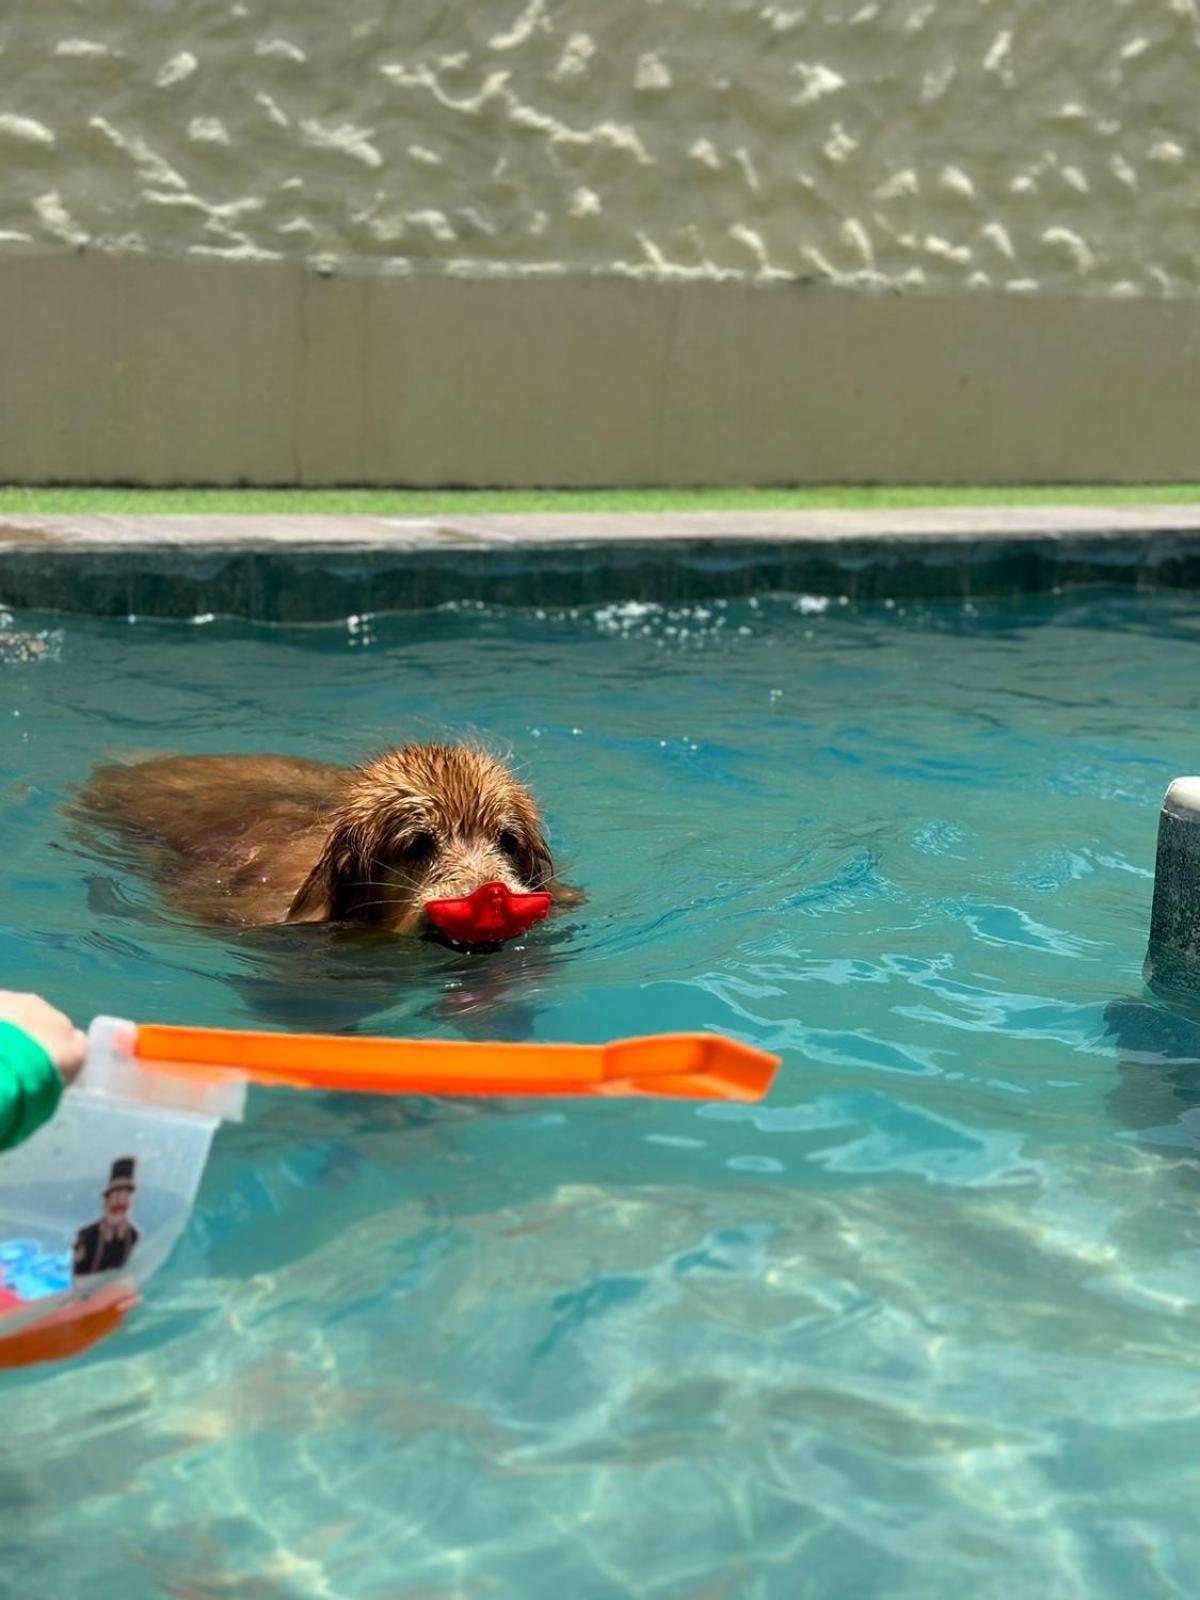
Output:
[70, 745, 577, 942]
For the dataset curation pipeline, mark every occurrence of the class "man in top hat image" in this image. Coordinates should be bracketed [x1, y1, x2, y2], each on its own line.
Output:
[73, 1156, 140, 1278]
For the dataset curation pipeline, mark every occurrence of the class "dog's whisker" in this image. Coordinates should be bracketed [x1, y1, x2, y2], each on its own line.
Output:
[351, 897, 421, 910]
[336, 882, 413, 893]
[365, 853, 408, 876]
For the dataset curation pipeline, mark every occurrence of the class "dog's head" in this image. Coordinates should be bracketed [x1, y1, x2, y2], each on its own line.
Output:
[285, 744, 557, 939]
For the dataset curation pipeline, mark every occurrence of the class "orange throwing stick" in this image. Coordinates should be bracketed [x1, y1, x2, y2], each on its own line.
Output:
[106, 1020, 780, 1103]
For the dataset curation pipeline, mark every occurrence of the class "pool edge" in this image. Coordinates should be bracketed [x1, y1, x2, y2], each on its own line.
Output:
[4, 509, 1200, 618]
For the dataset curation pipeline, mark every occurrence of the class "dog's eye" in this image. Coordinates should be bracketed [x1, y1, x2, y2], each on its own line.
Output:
[397, 831, 435, 862]
[498, 830, 523, 862]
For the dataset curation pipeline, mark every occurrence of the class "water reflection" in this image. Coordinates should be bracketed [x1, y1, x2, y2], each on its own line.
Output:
[1105, 949, 1200, 1150]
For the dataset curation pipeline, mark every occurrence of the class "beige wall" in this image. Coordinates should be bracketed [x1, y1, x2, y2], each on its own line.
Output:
[1, 1, 1198, 484]
[3, 255, 1198, 486]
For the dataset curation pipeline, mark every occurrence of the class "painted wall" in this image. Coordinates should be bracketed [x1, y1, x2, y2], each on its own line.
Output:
[1, 2, 1196, 485]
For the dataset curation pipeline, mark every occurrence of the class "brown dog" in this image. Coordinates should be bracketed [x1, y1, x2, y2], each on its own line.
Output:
[71, 745, 576, 939]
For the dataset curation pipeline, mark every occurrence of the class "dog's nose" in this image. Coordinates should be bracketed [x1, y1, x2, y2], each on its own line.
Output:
[424, 880, 551, 944]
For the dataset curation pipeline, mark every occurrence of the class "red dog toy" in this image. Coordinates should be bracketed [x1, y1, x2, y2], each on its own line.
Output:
[424, 881, 551, 944]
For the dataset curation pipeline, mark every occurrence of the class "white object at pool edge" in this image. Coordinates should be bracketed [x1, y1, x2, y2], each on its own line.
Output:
[1162, 778, 1200, 820]
[1147, 778, 1200, 968]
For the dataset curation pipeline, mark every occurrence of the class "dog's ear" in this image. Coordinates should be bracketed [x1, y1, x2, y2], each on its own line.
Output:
[285, 853, 335, 922]
[527, 830, 555, 892]
[285, 830, 358, 923]
[522, 826, 587, 906]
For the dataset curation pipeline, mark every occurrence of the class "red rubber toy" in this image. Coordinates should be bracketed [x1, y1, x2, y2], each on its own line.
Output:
[424, 880, 552, 944]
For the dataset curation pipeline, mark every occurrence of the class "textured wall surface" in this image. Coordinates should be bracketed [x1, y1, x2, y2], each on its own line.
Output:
[1, 0, 1197, 295]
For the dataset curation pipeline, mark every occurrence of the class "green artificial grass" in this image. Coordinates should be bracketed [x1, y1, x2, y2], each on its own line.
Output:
[2, 484, 1200, 515]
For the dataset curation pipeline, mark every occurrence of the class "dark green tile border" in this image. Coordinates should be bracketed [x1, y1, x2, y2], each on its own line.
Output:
[3, 536, 1200, 621]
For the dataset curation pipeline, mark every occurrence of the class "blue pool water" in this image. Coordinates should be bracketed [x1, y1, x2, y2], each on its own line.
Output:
[1, 587, 1199, 1597]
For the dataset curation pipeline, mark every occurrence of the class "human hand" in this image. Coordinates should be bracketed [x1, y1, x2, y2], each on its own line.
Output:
[0, 992, 87, 1083]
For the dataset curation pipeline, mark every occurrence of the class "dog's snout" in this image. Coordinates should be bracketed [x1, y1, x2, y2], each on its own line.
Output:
[420, 839, 524, 906]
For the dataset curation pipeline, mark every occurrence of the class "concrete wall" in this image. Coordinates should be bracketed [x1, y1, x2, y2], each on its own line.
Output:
[1, 0, 1198, 484]
[5, 256, 1197, 486]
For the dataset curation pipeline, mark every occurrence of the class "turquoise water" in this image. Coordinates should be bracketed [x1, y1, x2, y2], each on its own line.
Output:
[1, 587, 1199, 1598]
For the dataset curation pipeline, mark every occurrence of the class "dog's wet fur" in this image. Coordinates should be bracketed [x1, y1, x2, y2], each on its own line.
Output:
[70, 745, 579, 937]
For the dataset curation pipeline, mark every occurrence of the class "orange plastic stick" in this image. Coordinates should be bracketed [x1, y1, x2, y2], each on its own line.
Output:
[132, 1024, 778, 1103]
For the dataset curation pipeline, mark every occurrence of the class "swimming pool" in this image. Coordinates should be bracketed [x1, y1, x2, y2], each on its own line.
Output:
[1, 585, 1198, 1597]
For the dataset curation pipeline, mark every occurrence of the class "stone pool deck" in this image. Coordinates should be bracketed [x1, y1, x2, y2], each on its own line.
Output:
[3, 506, 1200, 619]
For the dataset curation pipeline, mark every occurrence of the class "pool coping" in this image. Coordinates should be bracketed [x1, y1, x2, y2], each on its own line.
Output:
[6, 505, 1200, 549]
[5, 507, 1200, 618]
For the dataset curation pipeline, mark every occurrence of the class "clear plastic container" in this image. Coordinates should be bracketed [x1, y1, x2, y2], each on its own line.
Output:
[0, 1017, 244, 1363]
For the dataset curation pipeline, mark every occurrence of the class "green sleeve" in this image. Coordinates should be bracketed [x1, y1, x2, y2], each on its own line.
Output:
[0, 1021, 63, 1153]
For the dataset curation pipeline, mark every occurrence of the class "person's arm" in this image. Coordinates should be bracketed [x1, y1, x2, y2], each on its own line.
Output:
[0, 993, 86, 1153]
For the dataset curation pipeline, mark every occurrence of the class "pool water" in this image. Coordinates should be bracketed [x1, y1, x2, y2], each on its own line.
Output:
[1, 587, 1199, 1598]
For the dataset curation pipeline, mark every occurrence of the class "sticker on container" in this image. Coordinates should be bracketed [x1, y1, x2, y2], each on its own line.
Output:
[73, 1156, 141, 1279]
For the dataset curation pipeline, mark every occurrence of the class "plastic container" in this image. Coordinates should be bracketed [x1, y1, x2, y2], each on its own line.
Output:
[0, 1018, 244, 1366]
